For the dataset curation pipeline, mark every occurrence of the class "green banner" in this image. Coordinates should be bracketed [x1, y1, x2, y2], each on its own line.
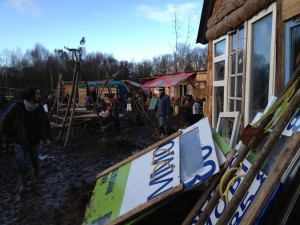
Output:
[83, 162, 132, 225]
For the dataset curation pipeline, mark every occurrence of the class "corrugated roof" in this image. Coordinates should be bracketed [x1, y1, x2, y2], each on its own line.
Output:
[141, 72, 195, 88]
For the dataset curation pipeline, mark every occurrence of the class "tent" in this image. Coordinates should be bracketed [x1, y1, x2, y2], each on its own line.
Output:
[141, 72, 195, 88]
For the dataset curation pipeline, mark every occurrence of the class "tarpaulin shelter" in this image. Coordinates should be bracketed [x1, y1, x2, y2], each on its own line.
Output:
[72, 80, 146, 104]
[141, 72, 195, 88]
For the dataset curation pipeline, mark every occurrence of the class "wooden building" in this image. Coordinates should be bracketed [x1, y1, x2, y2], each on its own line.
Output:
[197, 0, 300, 128]
[141, 71, 208, 101]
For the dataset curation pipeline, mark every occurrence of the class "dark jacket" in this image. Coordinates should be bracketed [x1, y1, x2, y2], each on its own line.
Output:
[0, 101, 52, 145]
[156, 94, 171, 118]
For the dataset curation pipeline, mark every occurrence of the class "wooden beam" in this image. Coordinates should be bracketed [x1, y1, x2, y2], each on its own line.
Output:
[215, 91, 300, 225]
[96, 130, 182, 179]
[109, 184, 184, 225]
[282, 0, 300, 21]
[182, 149, 237, 225]
[206, 0, 276, 41]
[240, 132, 300, 225]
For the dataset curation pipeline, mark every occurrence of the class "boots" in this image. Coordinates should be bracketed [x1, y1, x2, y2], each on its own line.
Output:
[19, 175, 27, 194]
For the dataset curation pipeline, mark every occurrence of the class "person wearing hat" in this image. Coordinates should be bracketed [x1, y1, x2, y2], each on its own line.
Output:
[156, 87, 171, 138]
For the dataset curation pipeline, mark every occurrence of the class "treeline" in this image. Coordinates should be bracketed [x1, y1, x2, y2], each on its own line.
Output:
[0, 43, 207, 96]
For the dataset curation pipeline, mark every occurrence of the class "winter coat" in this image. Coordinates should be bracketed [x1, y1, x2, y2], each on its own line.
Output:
[156, 94, 171, 118]
[0, 101, 52, 145]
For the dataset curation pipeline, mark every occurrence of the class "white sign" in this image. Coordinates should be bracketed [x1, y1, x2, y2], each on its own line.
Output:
[181, 118, 220, 189]
[190, 156, 267, 225]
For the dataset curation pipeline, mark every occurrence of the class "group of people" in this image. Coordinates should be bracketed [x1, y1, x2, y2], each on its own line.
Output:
[0, 84, 203, 193]
[154, 87, 205, 138]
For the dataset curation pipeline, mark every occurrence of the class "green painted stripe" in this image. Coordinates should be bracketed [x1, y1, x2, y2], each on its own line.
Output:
[84, 162, 132, 225]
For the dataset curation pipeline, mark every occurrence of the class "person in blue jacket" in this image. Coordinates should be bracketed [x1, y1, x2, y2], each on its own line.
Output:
[156, 87, 171, 137]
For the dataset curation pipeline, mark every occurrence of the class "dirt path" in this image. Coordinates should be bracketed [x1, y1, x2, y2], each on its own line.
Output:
[0, 122, 160, 225]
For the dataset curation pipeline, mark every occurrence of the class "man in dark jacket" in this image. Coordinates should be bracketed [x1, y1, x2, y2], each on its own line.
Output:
[156, 87, 171, 137]
[0, 87, 52, 193]
[109, 94, 121, 133]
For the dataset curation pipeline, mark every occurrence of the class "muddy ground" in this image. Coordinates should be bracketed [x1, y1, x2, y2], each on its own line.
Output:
[0, 114, 187, 225]
[1, 113, 299, 225]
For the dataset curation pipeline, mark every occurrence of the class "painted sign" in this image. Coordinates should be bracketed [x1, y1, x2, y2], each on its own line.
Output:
[83, 118, 220, 225]
[83, 138, 180, 225]
[282, 108, 300, 136]
[181, 118, 220, 189]
[189, 156, 267, 225]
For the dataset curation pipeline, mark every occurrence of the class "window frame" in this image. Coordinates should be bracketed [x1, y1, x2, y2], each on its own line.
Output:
[212, 36, 229, 127]
[245, 3, 277, 125]
[216, 111, 241, 148]
[228, 25, 246, 113]
[285, 19, 300, 84]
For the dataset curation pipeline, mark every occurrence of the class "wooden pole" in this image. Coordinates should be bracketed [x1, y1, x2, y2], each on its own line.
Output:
[57, 63, 78, 140]
[96, 130, 182, 178]
[182, 149, 237, 225]
[64, 63, 79, 149]
[195, 63, 300, 225]
[215, 90, 300, 225]
[240, 131, 300, 225]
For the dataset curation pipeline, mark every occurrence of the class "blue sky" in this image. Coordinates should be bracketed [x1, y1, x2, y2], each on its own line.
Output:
[0, 0, 204, 62]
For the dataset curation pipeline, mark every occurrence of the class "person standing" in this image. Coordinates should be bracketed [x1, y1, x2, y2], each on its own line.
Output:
[0, 87, 53, 193]
[156, 87, 171, 138]
[108, 94, 121, 133]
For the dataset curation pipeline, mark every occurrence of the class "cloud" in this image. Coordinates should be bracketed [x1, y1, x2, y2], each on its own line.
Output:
[136, 2, 200, 23]
[7, 0, 41, 16]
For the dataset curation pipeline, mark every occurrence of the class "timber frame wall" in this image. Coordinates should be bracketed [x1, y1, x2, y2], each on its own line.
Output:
[201, 0, 300, 127]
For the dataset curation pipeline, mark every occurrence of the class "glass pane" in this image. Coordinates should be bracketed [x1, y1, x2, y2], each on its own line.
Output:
[219, 117, 235, 145]
[238, 51, 243, 73]
[230, 77, 235, 97]
[238, 26, 245, 49]
[215, 39, 226, 57]
[231, 32, 237, 52]
[214, 61, 225, 81]
[229, 99, 234, 111]
[237, 75, 242, 97]
[250, 13, 272, 122]
[215, 87, 224, 124]
[291, 24, 300, 73]
[236, 100, 242, 112]
[230, 54, 236, 74]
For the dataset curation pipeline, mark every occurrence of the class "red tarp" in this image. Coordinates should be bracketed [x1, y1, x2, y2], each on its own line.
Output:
[141, 72, 195, 88]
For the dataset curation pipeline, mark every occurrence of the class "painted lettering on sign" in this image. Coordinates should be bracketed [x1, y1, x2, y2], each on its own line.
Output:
[184, 145, 217, 188]
[147, 141, 175, 201]
[105, 169, 118, 195]
[282, 109, 300, 136]
[189, 156, 267, 225]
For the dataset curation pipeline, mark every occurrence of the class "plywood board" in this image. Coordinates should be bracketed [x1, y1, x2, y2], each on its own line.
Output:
[282, 0, 300, 21]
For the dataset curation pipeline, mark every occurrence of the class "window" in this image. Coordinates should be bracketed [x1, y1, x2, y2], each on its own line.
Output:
[216, 112, 241, 148]
[285, 19, 300, 84]
[213, 37, 228, 127]
[228, 27, 244, 112]
[245, 3, 276, 125]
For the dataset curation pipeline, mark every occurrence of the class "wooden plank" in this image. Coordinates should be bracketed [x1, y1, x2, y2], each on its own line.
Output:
[96, 130, 182, 178]
[214, 91, 300, 225]
[108, 184, 184, 225]
[240, 132, 300, 225]
[207, 0, 246, 29]
[273, 163, 300, 225]
[182, 149, 237, 225]
[206, 0, 276, 41]
[282, 0, 300, 21]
